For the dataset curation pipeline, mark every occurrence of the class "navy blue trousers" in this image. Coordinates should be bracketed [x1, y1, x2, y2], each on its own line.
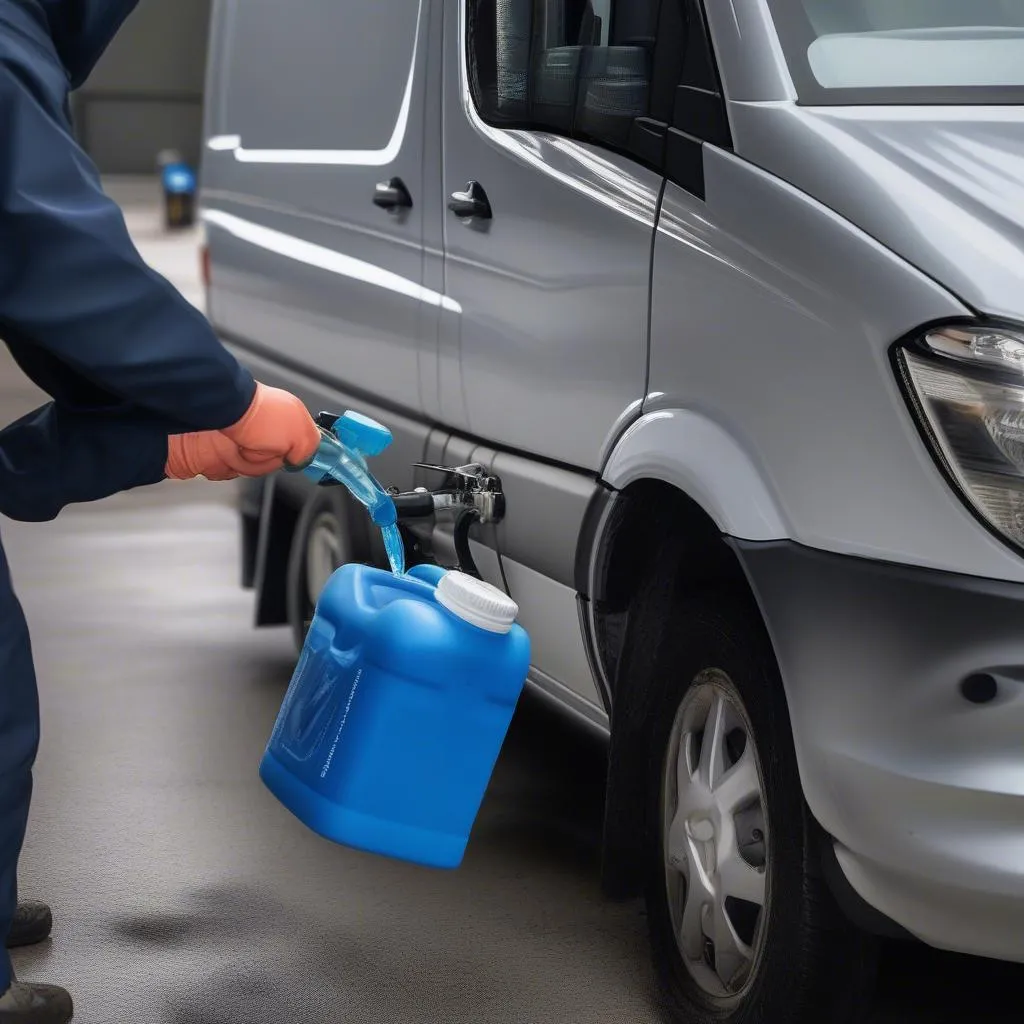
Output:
[0, 539, 39, 992]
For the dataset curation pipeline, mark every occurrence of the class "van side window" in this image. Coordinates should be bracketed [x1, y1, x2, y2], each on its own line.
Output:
[467, 0, 729, 170]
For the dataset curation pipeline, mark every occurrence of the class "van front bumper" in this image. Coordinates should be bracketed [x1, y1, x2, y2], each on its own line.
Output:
[734, 540, 1024, 963]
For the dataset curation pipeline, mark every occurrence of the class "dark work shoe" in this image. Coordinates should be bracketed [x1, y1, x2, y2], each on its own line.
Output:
[0, 982, 73, 1022]
[5, 905, 53, 949]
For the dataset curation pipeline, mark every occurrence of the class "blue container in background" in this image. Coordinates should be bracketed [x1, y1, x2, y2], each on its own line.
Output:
[260, 563, 530, 868]
[160, 161, 197, 229]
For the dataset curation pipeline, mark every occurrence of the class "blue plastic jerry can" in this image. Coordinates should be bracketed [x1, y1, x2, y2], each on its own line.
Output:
[259, 563, 531, 868]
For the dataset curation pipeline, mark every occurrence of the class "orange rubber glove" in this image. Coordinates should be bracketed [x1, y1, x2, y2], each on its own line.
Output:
[165, 431, 282, 481]
[165, 383, 320, 481]
[220, 383, 321, 468]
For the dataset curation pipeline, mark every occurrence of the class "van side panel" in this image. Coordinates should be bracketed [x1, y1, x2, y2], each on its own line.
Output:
[201, 0, 230, 148]
[438, 0, 660, 472]
[199, 0, 431, 416]
[643, 148, 1024, 585]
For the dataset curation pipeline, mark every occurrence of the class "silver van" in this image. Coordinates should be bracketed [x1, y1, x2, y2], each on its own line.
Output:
[200, 2, 1024, 1020]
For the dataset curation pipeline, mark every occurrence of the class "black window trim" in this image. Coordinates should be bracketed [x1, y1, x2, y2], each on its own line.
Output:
[463, 0, 732, 186]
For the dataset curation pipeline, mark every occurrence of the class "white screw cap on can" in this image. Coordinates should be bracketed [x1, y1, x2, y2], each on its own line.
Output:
[435, 572, 519, 634]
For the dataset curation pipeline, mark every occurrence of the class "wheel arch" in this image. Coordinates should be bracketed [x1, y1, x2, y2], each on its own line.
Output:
[599, 408, 789, 543]
[586, 471, 909, 938]
[584, 475, 776, 899]
[583, 403, 791, 720]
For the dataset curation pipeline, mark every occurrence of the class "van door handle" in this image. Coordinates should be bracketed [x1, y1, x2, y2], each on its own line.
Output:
[373, 177, 413, 211]
[448, 181, 491, 220]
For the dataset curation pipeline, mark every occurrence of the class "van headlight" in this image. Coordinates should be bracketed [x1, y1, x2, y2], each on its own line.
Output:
[896, 323, 1024, 551]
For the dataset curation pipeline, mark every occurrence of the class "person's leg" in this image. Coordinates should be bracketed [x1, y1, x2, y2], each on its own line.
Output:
[5, 903, 53, 950]
[0, 538, 39, 995]
[0, 538, 71, 1020]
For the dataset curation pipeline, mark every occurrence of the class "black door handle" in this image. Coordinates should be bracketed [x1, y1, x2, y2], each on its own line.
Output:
[448, 181, 491, 220]
[373, 177, 413, 211]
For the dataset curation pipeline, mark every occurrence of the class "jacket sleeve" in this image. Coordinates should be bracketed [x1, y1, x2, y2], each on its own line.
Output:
[0, 39, 256, 434]
[0, 401, 170, 522]
[36, 0, 141, 90]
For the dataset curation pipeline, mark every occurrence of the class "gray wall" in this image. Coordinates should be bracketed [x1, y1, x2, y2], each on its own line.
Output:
[73, 0, 212, 174]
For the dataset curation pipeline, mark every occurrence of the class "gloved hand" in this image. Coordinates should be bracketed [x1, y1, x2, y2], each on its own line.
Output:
[165, 383, 320, 481]
[220, 383, 321, 468]
[166, 430, 282, 480]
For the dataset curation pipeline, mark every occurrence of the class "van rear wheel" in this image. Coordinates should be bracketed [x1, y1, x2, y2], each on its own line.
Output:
[642, 596, 877, 1024]
[285, 490, 354, 650]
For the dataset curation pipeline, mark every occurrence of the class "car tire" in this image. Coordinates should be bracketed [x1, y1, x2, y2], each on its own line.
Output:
[285, 489, 356, 651]
[641, 593, 877, 1024]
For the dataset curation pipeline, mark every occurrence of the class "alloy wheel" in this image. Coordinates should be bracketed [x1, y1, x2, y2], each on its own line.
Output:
[662, 669, 770, 1000]
[304, 510, 344, 607]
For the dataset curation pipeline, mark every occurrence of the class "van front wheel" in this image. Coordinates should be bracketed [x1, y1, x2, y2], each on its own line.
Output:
[642, 597, 877, 1024]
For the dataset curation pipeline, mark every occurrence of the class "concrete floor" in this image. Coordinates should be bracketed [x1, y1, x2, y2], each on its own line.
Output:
[3, 180, 1023, 1022]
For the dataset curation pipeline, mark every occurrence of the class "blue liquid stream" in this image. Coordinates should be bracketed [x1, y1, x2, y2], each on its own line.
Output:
[291, 430, 406, 576]
[381, 523, 406, 577]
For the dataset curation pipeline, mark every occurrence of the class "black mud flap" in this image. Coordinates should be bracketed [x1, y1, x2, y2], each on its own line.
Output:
[252, 475, 299, 627]
[239, 478, 265, 590]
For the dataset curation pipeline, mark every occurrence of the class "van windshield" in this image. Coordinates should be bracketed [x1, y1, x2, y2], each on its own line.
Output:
[766, 1, 1024, 104]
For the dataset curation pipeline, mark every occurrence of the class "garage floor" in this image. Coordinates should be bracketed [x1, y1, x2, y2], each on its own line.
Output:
[3, 181, 1023, 1023]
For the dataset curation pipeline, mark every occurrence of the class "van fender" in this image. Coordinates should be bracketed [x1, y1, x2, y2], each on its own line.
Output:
[596, 408, 788, 897]
[600, 408, 789, 541]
